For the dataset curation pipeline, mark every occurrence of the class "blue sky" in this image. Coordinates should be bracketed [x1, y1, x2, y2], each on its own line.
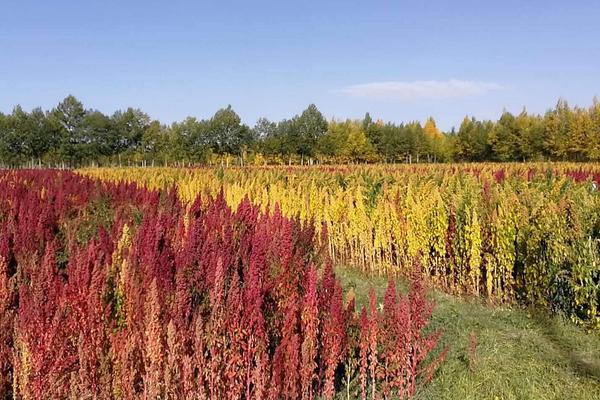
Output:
[1, 0, 599, 130]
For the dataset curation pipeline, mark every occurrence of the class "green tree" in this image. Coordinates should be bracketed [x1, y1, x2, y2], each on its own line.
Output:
[0, 108, 25, 165]
[293, 104, 328, 163]
[0, 112, 7, 164]
[53, 95, 86, 137]
[140, 121, 169, 164]
[254, 118, 280, 157]
[169, 117, 211, 164]
[455, 117, 493, 161]
[263, 118, 298, 163]
[253, 117, 277, 140]
[363, 113, 385, 159]
[80, 110, 116, 162]
[112, 108, 151, 154]
[543, 100, 572, 160]
[320, 120, 375, 163]
[316, 127, 340, 160]
[568, 107, 593, 161]
[340, 121, 376, 163]
[423, 117, 448, 162]
[50, 95, 87, 165]
[588, 98, 600, 160]
[515, 110, 546, 161]
[0, 106, 59, 166]
[379, 123, 412, 162]
[208, 106, 253, 162]
[489, 111, 519, 161]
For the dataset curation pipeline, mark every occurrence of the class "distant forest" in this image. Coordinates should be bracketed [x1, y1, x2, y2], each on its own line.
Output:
[1, 96, 599, 167]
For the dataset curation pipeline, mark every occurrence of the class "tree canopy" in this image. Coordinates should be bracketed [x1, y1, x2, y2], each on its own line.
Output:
[1, 95, 600, 167]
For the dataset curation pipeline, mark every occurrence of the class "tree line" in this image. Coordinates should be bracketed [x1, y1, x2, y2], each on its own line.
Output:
[1, 95, 599, 167]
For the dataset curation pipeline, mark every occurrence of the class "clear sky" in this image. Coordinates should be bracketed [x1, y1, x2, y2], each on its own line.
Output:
[1, 0, 599, 130]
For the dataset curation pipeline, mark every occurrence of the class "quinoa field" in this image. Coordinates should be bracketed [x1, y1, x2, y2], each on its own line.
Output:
[0, 164, 598, 399]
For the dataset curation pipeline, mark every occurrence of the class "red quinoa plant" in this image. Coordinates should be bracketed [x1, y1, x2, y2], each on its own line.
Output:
[0, 170, 447, 399]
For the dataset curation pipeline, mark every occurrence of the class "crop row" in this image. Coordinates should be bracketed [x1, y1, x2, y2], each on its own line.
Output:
[0, 170, 445, 399]
[81, 163, 600, 327]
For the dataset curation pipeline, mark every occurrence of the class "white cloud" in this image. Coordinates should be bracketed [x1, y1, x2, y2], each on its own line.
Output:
[341, 79, 503, 100]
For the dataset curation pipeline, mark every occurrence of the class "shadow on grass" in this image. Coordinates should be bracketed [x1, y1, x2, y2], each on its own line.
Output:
[336, 266, 600, 399]
[531, 312, 600, 381]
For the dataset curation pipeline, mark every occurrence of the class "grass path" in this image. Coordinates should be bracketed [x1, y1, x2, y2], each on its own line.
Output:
[336, 268, 600, 400]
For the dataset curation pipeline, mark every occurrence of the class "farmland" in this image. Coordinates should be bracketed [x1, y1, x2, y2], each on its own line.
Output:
[82, 163, 600, 327]
[4, 0, 600, 398]
[0, 169, 444, 399]
[1, 163, 599, 399]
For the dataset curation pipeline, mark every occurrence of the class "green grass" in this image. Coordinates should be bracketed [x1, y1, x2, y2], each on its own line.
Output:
[336, 268, 600, 400]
